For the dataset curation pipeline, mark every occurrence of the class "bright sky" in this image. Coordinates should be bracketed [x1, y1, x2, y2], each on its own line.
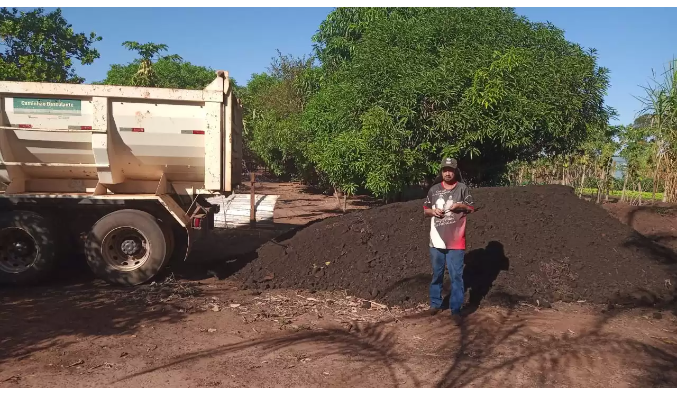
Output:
[32, 7, 678, 126]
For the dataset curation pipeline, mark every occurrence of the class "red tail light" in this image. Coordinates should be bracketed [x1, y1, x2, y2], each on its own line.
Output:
[80, 126, 92, 130]
[132, 128, 144, 132]
[192, 130, 205, 135]
[18, 124, 32, 128]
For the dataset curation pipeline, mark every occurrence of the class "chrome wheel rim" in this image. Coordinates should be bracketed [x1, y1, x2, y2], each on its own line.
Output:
[0, 227, 39, 274]
[101, 227, 150, 271]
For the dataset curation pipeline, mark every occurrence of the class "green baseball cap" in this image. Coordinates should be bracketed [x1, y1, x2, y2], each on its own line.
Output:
[440, 157, 458, 170]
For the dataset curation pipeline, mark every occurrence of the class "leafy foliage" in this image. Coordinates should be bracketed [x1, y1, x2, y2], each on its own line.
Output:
[122, 41, 171, 61]
[239, 52, 319, 181]
[312, 8, 423, 72]
[8, 7, 656, 204]
[300, 7, 613, 197]
[98, 55, 215, 90]
[110, 41, 184, 87]
[634, 58, 677, 202]
[620, 126, 653, 183]
[0, 7, 101, 83]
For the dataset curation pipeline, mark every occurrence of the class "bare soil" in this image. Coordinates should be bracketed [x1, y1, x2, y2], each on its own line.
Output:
[603, 201, 676, 252]
[1, 182, 676, 387]
[1, 280, 675, 388]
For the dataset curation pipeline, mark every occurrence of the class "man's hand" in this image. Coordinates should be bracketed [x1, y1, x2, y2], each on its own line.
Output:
[424, 208, 445, 218]
[450, 203, 474, 213]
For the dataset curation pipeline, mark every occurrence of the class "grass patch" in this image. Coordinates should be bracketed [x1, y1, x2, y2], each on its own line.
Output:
[580, 188, 664, 201]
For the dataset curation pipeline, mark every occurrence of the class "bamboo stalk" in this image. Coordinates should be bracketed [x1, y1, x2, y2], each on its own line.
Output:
[621, 168, 628, 203]
[651, 151, 663, 203]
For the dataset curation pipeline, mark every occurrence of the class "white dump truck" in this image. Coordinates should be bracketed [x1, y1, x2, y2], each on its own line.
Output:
[0, 71, 274, 286]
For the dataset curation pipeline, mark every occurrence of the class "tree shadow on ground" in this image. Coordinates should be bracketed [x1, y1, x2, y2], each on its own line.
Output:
[0, 278, 192, 367]
[112, 302, 676, 388]
[618, 205, 677, 267]
[0, 211, 192, 368]
[432, 306, 676, 387]
[623, 231, 677, 268]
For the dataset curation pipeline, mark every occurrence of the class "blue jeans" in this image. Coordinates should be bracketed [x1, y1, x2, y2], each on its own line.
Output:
[429, 247, 464, 314]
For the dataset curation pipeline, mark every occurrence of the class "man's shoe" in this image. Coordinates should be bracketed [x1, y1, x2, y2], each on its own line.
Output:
[428, 307, 442, 316]
[451, 312, 463, 325]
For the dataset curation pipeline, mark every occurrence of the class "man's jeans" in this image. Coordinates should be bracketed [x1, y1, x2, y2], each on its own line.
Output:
[429, 247, 464, 314]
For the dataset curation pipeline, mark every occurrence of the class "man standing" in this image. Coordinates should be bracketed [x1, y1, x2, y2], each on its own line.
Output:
[423, 157, 476, 324]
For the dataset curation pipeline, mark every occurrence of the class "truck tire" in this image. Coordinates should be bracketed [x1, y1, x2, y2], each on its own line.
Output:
[160, 220, 175, 263]
[0, 211, 57, 285]
[84, 209, 168, 286]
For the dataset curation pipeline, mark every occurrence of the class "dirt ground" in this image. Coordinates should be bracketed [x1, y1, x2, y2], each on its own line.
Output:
[603, 202, 677, 251]
[1, 182, 676, 388]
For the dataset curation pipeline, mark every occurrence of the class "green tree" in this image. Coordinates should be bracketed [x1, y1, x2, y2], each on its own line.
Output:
[305, 7, 613, 198]
[312, 7, 430, 73]
[589, 125, 621, 203]
[240, 52, 319, 181]
[619, 126, 653, 203]
[635, 58, 677, 202]
[119, 41, 180, 87]
[0, 7, 101, 83]
[98, 56, 216, 90]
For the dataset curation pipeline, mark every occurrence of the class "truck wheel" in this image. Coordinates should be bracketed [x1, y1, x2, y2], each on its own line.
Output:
[84, 209, 168, 286]
[0, 211, 57, 285]
[160, 220, 175, 265]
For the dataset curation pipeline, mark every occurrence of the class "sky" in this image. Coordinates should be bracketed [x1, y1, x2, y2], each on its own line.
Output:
[33, 7, 678, 126]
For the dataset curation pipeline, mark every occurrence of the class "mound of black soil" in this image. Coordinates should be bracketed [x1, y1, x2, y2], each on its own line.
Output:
[235, 185, 676, 308]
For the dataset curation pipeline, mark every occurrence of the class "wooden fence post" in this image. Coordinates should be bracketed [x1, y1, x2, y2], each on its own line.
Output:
[250, 172, 256, 225]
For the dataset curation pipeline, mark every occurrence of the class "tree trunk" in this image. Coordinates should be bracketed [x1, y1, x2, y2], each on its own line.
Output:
[518, 166, 524, 186]
[591, 165, 600, 200]
[334, 186, 343, 209]
[596, 166, 604, 204]
[604, 186, 609, 202]
[637, 182, 643, 206]
[651, 152, 663, 203]
[342, 193, 348, 213]
[604, 163, 610, 202]
[579, 165, 586, 198]
[565, 168, 570, 187]
[620, 169, 629, 203]
[664, 165, 677, 203]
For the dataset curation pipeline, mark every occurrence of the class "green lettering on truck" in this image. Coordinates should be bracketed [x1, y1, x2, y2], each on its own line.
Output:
[13, 98, 82, 115]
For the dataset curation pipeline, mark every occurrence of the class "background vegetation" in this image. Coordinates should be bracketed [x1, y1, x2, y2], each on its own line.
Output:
[2, 7, 675, 204]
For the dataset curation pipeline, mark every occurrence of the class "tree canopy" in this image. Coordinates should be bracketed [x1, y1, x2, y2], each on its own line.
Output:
[0, 7, 101, 83]
[243, 7, 614, 198]
[5, 6, 672, 202]
[97, 41, 215, 89]
[98, 53, 215, 90]
[237, 52, 318, 180]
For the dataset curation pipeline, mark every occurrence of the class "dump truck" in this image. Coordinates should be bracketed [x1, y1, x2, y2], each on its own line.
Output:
[0, 71, 274, 286]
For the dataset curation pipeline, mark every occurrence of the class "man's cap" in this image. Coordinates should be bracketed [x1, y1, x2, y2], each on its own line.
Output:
[440, 157, 458, 170]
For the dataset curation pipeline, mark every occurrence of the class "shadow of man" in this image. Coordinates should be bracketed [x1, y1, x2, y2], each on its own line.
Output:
[461, 241, 510, 313]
